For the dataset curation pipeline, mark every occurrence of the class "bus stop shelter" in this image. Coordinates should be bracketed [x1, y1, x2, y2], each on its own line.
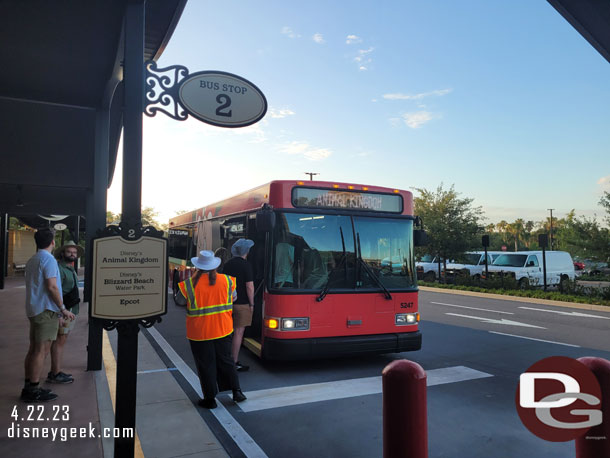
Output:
[0, 0, 187, 368]
[0, 0, 608, 361]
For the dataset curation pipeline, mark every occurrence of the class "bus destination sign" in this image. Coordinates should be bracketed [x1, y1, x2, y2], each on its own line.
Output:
[91, 236, 167, 320]
[292, 187, 403, 213]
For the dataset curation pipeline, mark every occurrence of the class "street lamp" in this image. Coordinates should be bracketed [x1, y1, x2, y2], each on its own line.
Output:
[305, 172, 319, 181]
[547, 208, 554, 250]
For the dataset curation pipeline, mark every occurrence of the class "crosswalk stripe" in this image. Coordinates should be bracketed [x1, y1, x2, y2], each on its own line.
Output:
[238, 365, 492, 413]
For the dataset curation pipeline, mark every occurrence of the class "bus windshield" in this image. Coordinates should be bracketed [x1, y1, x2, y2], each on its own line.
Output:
[271, 212, 416, 291]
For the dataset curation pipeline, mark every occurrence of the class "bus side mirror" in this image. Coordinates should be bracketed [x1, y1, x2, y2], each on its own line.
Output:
[414, 230, 428, 247]
[256, 205, 276, 232]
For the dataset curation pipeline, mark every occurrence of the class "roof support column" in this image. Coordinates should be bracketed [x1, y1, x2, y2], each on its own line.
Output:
[85, 106, 110, 371]
[0, 213, 7, 290]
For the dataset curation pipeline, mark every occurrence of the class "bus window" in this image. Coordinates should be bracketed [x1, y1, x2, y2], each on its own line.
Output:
[272, 213, 355, 290]
[221, 216, 247, 251]
[168, 229, 190, 260]
[353, 216, 415, 290]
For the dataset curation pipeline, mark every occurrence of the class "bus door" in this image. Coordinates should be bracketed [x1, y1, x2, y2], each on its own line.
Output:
[246, 213, 266, 340]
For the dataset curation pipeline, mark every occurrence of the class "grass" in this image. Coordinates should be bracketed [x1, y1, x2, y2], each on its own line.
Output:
[418, 279, 610, 308]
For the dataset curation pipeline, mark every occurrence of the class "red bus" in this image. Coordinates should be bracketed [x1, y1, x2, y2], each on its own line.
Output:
[168, 180, 425, 360]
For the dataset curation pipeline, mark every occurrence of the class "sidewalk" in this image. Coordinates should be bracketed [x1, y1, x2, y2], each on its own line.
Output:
[0, 274, 229, 458]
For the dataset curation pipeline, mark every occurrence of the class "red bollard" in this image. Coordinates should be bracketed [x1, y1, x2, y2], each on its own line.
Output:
[382, 359, 428, 458]
[576, 357, 610, 458]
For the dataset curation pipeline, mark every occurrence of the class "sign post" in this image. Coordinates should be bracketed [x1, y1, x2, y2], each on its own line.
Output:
[90, 5, 267, 457]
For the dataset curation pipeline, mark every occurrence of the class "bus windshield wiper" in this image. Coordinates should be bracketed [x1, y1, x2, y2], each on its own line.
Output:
[317, 227, 347, 302]
[356, 233, 392, 300]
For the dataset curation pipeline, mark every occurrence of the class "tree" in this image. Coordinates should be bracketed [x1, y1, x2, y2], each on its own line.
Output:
[507, 219, 525, 251]
[600, 191, 610, 227]
[413, 184, 484, 268]
[558, 210, 610, 261]
[105, 207, 167, 231]
[106, 211, 120, 225]
[495, 220, 510, 245]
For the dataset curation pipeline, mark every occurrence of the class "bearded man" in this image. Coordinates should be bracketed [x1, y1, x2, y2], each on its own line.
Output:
[47, 241, 83, 384]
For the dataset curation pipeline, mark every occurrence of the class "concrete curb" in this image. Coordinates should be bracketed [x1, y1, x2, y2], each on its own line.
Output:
[418, 286, 610, 313]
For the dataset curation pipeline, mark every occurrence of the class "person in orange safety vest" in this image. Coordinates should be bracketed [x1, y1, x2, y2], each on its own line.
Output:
[178, 250, 247, 409]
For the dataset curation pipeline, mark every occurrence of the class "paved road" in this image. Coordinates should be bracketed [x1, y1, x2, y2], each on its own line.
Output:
[148, 291, 610, 458]
[419, 290, 610, 351]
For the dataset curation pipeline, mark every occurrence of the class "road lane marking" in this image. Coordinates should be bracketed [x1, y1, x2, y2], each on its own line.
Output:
[445, 312, 546, 329]
[489, 331, 580, 347]
[518, 306, 610, 320]
[429, 301, 514, 315]
[147, 327, 268, 458]
[238, 366, 492, 413]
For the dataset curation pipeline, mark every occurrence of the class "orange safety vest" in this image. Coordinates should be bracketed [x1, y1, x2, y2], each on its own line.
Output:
[178, 274, 235, 341]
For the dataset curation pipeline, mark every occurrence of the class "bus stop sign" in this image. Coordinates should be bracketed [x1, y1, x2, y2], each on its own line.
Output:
[145, 62, 267, 128]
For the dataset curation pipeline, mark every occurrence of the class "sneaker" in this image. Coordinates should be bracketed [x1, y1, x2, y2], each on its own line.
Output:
[46, 371, 74, 384]
[21, 387, 58, 403]
[235, 362, 249, 372]
[233, 390, 247, 403]
[197, 398, 217, 409]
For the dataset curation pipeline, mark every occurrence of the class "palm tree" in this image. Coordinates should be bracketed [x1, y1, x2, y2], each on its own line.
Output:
[496, 220, 509, 244]
[523, 220, 535, 248]
[512, 219, 525, 251]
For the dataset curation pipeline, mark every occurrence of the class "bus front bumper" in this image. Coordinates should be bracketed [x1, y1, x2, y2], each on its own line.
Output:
[262, 331, 422, 360]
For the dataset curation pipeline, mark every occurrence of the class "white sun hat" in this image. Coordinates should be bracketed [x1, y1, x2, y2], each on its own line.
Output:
[191, 250, 221, 271]
[231, 238, 254, 256]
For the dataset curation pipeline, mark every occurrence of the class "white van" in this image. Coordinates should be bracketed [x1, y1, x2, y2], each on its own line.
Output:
[487, 251, 575, 288]
[445, 251, 504, 278]
[416, 254, 443, 282]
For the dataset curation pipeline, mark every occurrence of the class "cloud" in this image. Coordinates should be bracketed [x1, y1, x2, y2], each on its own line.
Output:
[281, 26, 300, 39]
[268, 108, 296, 119]
[312, 33, 325, 44]
[346, 34, 362, 44]
[402, 111, 435, 129]
[278, 141, 332, 161]
[382, 89, 452, 100]
[598, 175, 610, 191]
[354, 47, 374, 71]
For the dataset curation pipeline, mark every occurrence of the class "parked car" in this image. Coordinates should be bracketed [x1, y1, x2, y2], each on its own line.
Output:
[487, 251, 575, 288]
[445, 251, 505, 280]
[582, 259, 610, 276]
[416, 254, 443, 282]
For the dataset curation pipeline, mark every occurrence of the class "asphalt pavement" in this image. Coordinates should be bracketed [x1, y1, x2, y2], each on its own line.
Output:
[151, 288, 610, 458]
[3, 274, 609, 458]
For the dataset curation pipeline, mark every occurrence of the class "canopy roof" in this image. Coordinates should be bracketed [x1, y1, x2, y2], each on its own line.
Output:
[0, 0, 187, 217]
[548, 0, 610, 64]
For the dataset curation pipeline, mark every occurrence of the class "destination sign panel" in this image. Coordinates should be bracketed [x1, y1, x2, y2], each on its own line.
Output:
[91, 236, 167, 319]
[292, 188, 403, 213]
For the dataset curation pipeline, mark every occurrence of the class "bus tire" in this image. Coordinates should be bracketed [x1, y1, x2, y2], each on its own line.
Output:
[172, 270, 181, 304]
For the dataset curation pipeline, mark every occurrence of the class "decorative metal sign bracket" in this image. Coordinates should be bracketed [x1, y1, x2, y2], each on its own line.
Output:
[144, 61, 268, 128]
[144, 60, 190, 121]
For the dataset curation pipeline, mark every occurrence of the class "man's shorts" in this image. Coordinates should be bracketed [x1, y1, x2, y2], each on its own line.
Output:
[58, 313, 77, 335]
[233, 303, 253, 328]
[29, 310, 59, 343]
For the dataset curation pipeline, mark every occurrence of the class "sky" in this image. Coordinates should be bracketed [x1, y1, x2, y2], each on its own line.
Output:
[107, 0, 610, 226]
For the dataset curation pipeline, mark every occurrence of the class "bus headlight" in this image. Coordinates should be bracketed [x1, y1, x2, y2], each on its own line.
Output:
[281, 317, 310, 331]
[395, 313, 419, 325]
